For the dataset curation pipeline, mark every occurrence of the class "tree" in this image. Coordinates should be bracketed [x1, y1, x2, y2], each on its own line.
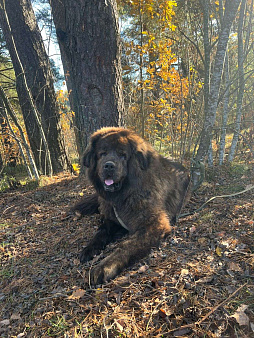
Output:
[0, 85, 39, 179]
[190, 0, 241, 188]
[50, 0, 124, 155]
[119, 0, 193, 160]
[0, 0, 71, 174]
[0, 112, 17, 167]
[218, 52, 230, 165]
[228, 0, 248, 161]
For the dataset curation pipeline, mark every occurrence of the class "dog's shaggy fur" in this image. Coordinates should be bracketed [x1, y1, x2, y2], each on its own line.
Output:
[74, 127, 191, 284]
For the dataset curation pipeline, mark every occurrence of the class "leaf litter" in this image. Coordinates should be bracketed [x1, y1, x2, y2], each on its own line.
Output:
[0, 171, 253, 337]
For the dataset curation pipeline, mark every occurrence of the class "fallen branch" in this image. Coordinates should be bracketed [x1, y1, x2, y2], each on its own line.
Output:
[163, 282, 248, 335]
[180, 185, 254, 218]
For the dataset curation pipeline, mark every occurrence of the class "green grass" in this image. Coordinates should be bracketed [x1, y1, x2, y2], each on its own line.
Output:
[0, 222, 13, 229]
[204, 162, 249, 194]
[0, 175, 11, 191]
[47, 315, 69, 337]
[199, 211, 214, 222]
[227, 162, 249, 178]
[0, 266, 14, 279]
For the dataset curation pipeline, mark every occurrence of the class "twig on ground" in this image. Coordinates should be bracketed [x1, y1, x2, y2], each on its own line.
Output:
[180, 185, 254, 218]
[163, 282, 248, 334]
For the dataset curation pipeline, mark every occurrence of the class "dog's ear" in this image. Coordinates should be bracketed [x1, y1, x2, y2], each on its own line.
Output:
[136, 150, 151, 170]
[83, 143, 94, 168]
[82, 133, 101, 168]
[128, 136, 151, 170]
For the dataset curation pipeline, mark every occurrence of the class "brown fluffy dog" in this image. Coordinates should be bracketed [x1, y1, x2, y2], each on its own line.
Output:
[74, 127, 191, 284]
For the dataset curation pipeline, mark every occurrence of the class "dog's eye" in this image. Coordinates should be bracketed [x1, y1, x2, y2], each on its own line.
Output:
[119, 152, 127, 160]
[99, 152, 107, 158]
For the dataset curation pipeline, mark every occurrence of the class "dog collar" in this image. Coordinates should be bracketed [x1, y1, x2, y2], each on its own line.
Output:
[113, 206, 129, 231]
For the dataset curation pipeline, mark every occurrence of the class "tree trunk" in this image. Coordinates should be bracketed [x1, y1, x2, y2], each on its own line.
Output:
[192, 0, 241, 188]
[50, 0, 124, 155]
[0, 113, 17, 167]
[0, 0, 71, 174]
[0, 85, 39, 179]
[218, 53, 230, 165]
[139, 4, 145, 139]
[207, 141, 213, 167]
[202, 0, 211, 123]
[228, 0, 246, 162]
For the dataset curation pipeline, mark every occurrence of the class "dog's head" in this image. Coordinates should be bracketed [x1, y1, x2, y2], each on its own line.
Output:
[83, 127, 153, 193]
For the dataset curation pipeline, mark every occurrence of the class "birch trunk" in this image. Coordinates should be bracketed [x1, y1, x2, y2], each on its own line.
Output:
[228, 0, 246, 162]
[218, 53, 230, 165]
[192, 0, 241, 189]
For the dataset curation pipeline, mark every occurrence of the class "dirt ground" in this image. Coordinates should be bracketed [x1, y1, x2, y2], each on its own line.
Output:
[0, 170, 253, 337]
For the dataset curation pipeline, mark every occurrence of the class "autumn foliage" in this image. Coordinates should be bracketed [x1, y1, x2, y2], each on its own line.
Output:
[119, 0, 202, 160]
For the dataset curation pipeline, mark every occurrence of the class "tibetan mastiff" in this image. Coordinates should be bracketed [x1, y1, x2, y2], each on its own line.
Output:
[74, 127, 191, 284]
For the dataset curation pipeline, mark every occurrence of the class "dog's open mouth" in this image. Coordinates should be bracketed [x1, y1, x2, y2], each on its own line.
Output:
[103, 179, 122, 192]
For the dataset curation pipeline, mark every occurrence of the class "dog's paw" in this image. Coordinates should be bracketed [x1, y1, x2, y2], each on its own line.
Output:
[79, 246, 96, 263]
[90, 259, 120, 285]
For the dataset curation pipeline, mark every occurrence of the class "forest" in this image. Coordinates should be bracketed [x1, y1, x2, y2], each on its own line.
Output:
[0, 0, 253, 337]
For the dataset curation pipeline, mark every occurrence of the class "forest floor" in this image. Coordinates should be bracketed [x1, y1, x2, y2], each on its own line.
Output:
[0, 166, 254, 338]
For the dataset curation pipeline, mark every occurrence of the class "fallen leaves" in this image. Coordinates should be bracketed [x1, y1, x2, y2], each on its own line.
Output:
[215, 245, 223, 257]
[68, 288, 86, 300]
[231, 304, 249, 327]
[0, 173, 253, 337]
[0, 319, 10, 326]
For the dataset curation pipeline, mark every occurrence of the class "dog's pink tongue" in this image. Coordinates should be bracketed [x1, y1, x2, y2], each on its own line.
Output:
[105, 179, 114, 186]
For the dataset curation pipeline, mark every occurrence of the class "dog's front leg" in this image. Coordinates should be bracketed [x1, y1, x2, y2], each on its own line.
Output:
[79, 220, 127, 263]
[90, 213, 171, 284]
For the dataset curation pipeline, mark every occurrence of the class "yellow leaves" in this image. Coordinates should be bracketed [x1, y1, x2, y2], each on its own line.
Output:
[160, 98, 167, 105]
[170, 24, 176, 31]
[121, 0, 194, 143]
[147, 5, 153, 13]
[215, 246, 223, 257]
[72, 163, 80, 174]
[198, 81, 203, 89]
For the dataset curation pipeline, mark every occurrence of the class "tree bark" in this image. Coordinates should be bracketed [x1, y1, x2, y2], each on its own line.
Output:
[0, 0, 71, 174]
[50, 0, 124, 155]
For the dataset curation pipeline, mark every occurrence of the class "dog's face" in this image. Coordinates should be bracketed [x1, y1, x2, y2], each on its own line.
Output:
[95, 133, 131, 192]
[83, 127, 152, 193]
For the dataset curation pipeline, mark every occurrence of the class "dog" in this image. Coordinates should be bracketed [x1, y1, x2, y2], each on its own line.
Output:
[74, 127, 191, 284]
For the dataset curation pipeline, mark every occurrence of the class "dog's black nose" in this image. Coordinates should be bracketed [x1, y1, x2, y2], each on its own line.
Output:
[104, 161, 115, 170]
